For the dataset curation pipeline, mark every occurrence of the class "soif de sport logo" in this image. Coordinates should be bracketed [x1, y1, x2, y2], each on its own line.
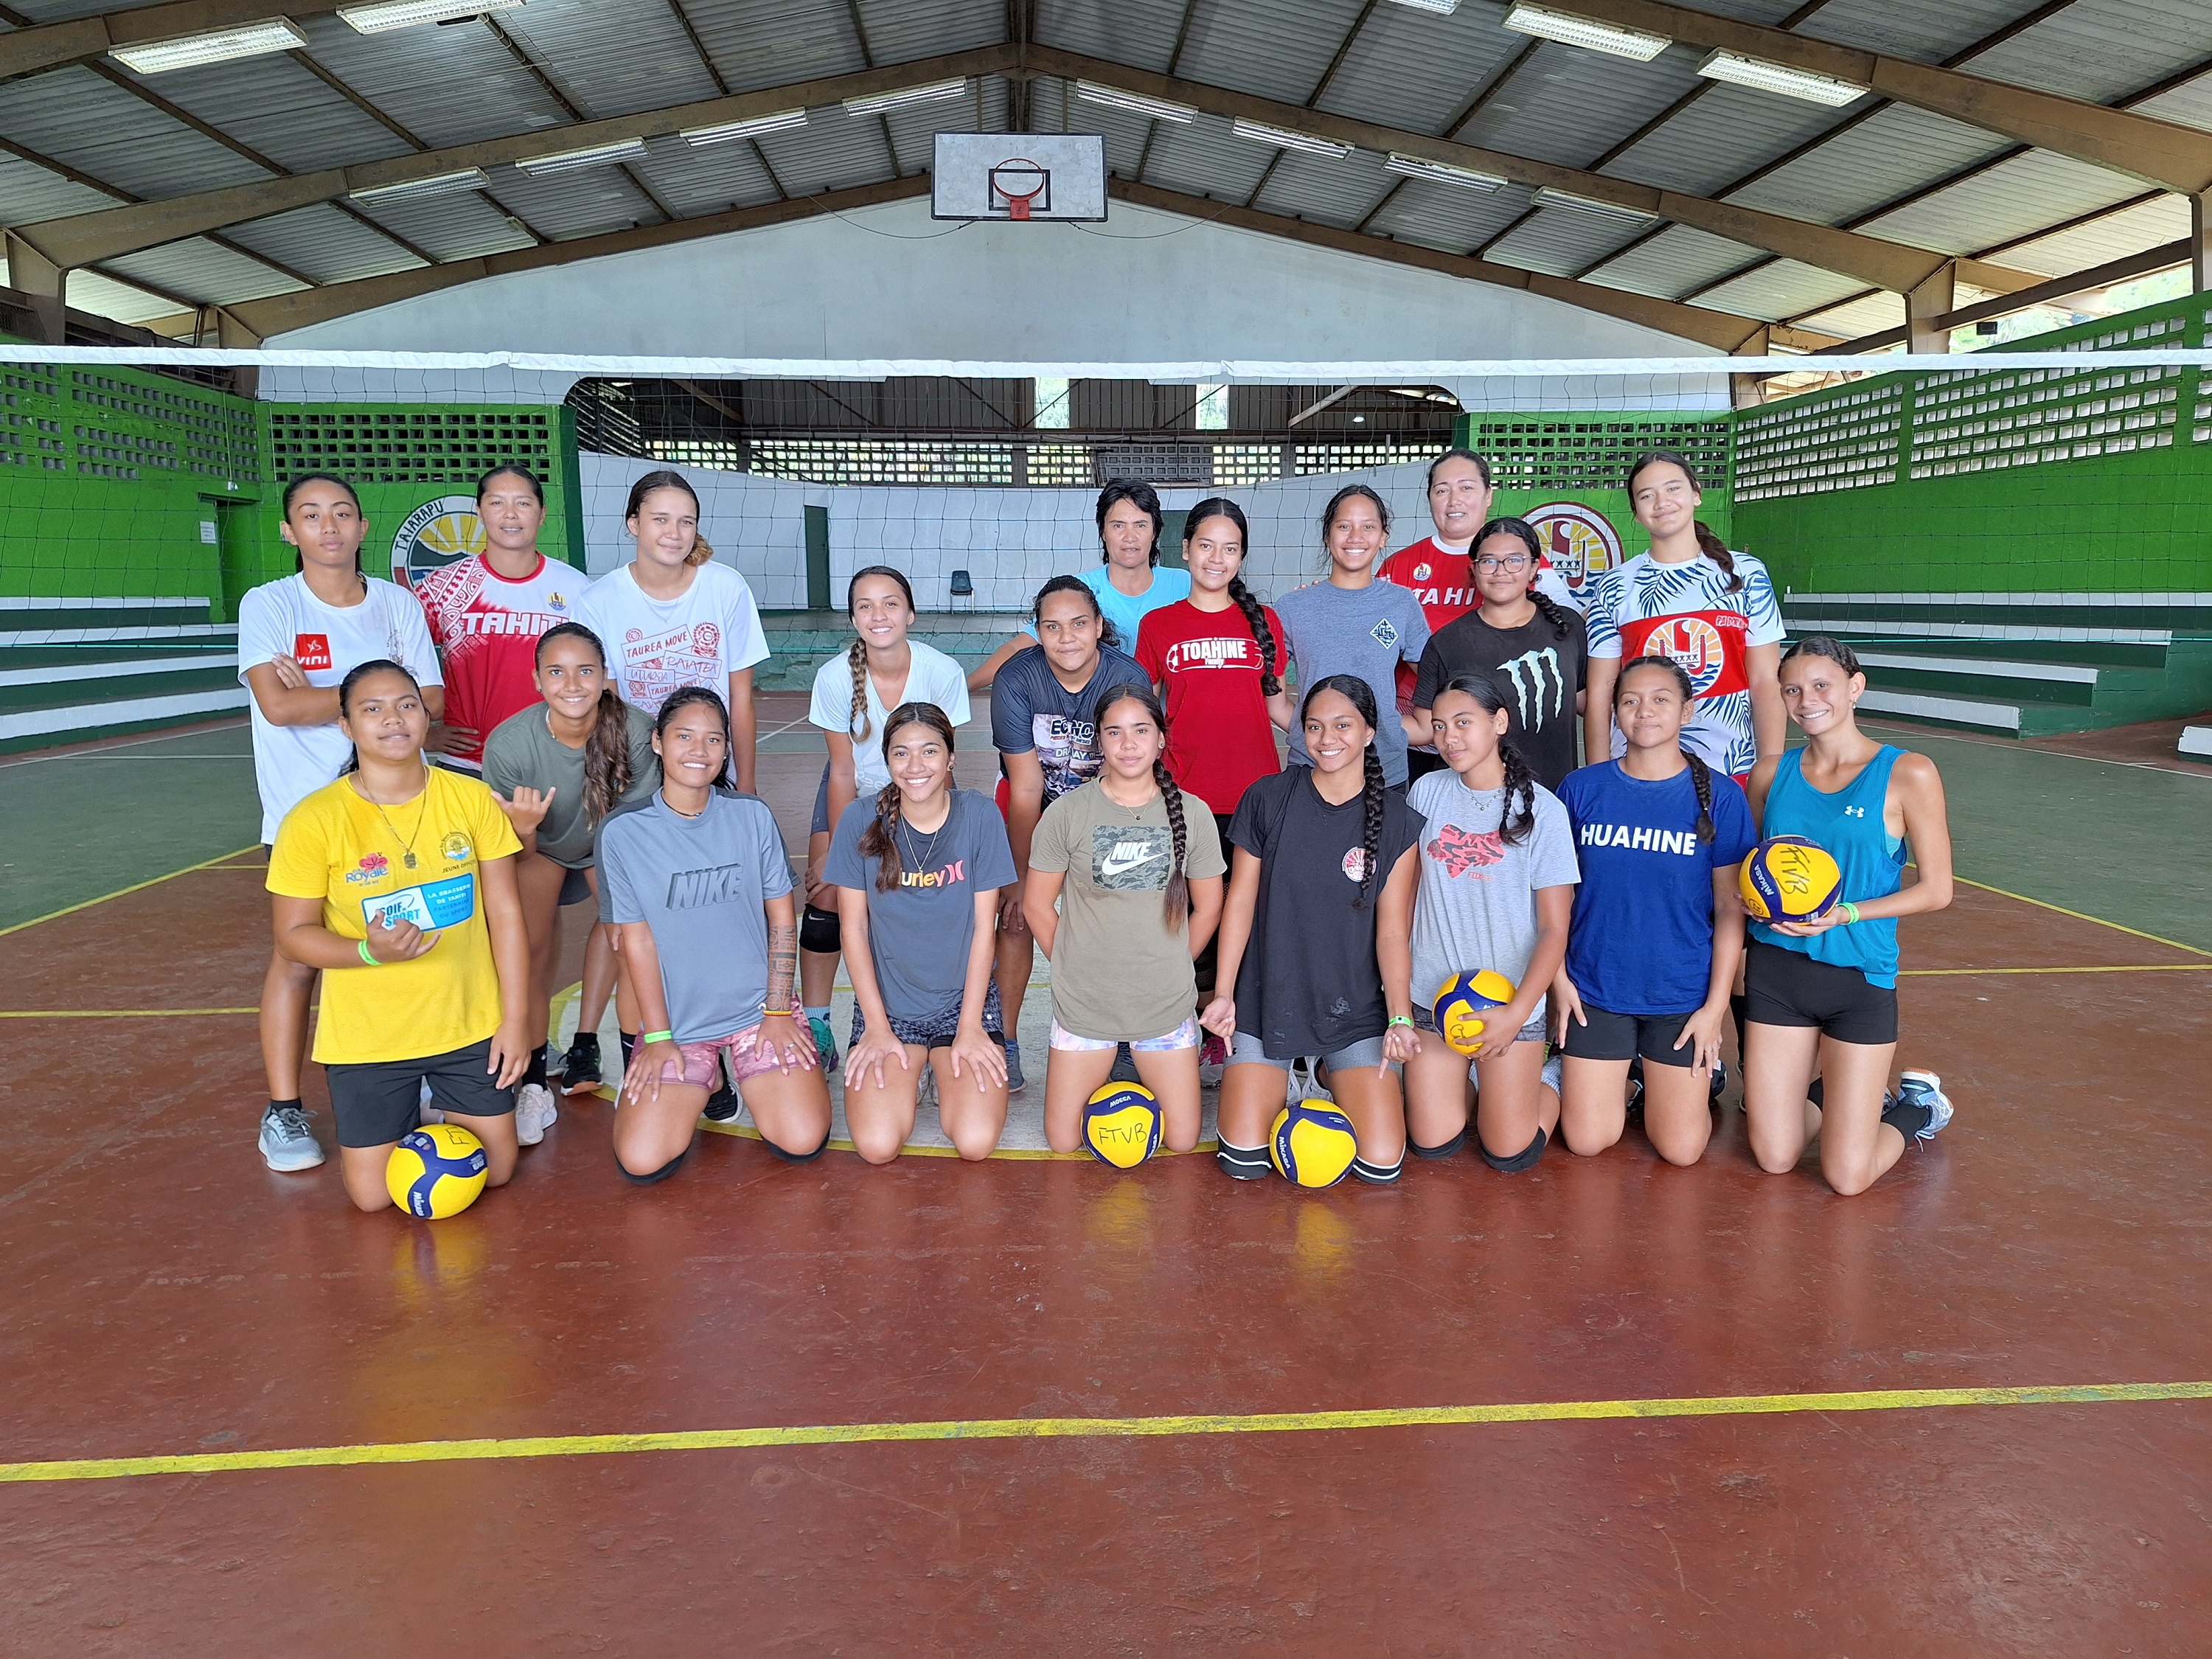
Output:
[391, 495, 486, 589]
[1523, 501, 1623, 595]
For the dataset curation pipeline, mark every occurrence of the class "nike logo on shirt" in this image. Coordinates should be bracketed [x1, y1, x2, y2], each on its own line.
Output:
[1099, 842, 1164, 877]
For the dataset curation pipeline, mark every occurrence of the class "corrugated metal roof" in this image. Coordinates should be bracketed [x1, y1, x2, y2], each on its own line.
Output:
[1484, 205, 1660, 279]
[347, 188, 542, 264]
[0, 151, 118, 224]
[101, 236, 311, 305]
[500, 0, 723, 120]
[219, 201, 428, 285]
[1790, 290, 1905, 337]
[1724, 105, 2012, 225]
[0, 65, 271, 198]
[1252, 147, 1394, 232]
[628, 133, 783, 218]
[749, 103, 895, 197]
[882, 75, 1009, 177]
[1964, 0, 2212, 104]
[1312, 3, 1526, 141]
[1690, 259, 1869, 324]
[1602, 83, 1855, 198]
[114, 52, 415, 175]
[1034, 0, 1188, 69]
[852, 0, 1007, 66]
[63, 268, 178, 325]
[1798, 0, 2031, 63]
[485, 159, 664, 241]
[1175, 0, 1368, 106]
[1992, 192, 2191, 274]
[2130, 66, 2212, 132]
[1455, 41, 1709, 169]
[1857, 149, 2150, 255]
[1366, 178, 1528, 256]
[681, 0, 867, 93]
[1140, 118, 1278, 205]
[294, 12, 574, 150]
[1587, 223, 1767, 300]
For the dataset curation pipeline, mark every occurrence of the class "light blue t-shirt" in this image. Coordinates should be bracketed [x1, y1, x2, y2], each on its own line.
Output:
[1275, 577, 1432, 786]
[1024, 565, 1191, 655]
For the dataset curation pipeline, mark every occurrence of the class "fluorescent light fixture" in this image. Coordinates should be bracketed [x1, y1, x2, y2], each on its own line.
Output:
[843, 79, 967, 116]
[1231, 117, 1353, 159]
[515, 136, 648, 175]
[108, 17, 306, 73]
[1074, 81, 1197, 123]
[349, 167, 490, 205]
[1697, 49, 1868, 105]
[1532, 185, 1659, 226]
[338, 0, 526, 34]
[1384, 151, 1504, 190]
[682, 109, 807, 145]
[1500, 3, 1669, 60]
[1383, 0, 1460, 13]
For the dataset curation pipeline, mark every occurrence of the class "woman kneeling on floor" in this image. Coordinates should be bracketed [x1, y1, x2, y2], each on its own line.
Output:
[597, 687, 832, 1183]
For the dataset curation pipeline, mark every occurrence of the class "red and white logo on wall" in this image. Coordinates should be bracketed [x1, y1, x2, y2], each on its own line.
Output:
[1523, 502, 1624, 597]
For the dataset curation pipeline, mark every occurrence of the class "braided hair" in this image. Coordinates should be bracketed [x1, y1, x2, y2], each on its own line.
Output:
[1300, 674, 1388, 908]
[1032, 572, 1121, 651]
[1093, 684, 1190, 930]
[1095, 479, 1165, 568]
[535, 622, 633, 822]
[1471, 517, 1575, 643]
[842, 565, 917, 743]
[1185, 496, 1280, 696]
[1627, 449, 1739, 592]
[856, 700, 956, 893]
[1614, 655, 1716, 843]
[1434, 673, 1537, 846]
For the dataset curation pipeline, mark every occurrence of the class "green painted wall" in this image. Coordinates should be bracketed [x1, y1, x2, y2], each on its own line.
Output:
[1733, 291, 2212, 597]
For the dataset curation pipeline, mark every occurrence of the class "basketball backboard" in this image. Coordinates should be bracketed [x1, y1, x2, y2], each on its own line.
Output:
[931, 133, 1108, 221]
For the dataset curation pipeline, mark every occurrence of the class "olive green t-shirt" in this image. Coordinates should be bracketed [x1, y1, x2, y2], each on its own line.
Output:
[481, 702, 659, 868]
[1028, 779, 1225, 1041]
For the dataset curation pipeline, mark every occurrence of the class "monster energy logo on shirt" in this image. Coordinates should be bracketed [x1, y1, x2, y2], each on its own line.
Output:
[1498, 647, 1565, 730]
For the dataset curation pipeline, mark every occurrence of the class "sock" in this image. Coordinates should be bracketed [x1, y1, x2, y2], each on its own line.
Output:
[1216, 1141, 1271, 1180]
[267, 1096, 302, 1118]
[524, 1044, 549, 1090]
[1806, 1076, 1825, 1110]
[1351, 1154, 1402, 1185]
[1729, 992, 1747, 1066]
[616, 1146, 691, 1186]
[619, 1032, 636, 1067]
[766, 1126, 833, 1164]
[1882, 1099, 1935, 1140]
[568, 1029, 599, 1055]
[1409, 1130, 1466, 1160]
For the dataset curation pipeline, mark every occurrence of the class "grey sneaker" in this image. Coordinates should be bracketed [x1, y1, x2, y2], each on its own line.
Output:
[259, 1104, 325, 1172]
[1894, 1070, 1954, 1141]
[514, 1082, 558, 1147]
[1003, 1039, 1026, 1095]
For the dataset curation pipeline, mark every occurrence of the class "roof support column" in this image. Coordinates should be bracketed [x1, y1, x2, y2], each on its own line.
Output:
[1907, 261, 1955, 355]
[2192, 191, 2212, 293]
[2, 232, 66, 345]
[1731, 326, 1771, 409]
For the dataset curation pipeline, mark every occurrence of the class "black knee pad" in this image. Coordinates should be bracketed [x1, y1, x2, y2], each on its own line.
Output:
[799, 905, 841, 955]
[765, 1124, 833, 1164]
[1351, 1155, 1402, 1185]
[1478, 1126, 1547, 1174]
[1216, 1142, 1271, 1180]
[1409, 1130, 1466, 1160]
[617, 1145, 692, 1186]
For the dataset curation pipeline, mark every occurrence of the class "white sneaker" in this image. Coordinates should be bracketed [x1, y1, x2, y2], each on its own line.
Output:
[1894, 1070, 1953, 1141]
[258, 1104, 325, 1172]
[514, 1082, 559, 1147]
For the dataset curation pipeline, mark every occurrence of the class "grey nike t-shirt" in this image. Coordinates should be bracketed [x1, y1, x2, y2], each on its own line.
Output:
[597, 791, 793, 1043]
[1028, 779, 1225, 1041]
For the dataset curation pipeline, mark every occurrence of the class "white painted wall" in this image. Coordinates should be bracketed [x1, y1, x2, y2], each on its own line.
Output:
[268, 194, 1726, 409]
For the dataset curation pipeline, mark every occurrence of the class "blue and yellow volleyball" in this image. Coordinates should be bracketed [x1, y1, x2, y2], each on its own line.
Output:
[1432, 970, 1517, 1057]
[385, 1122, 490, 1219]
[1082, 1082, 1163, 1169]
[1270, 1099, 1360, 1189]
[1740, 834, 1843, 923]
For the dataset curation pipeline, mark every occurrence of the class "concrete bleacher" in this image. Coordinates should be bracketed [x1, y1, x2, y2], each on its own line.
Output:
[0, 597, 243, 754]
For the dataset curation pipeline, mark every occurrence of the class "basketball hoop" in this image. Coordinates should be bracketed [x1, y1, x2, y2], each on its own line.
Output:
[990, 159, 1050, 220]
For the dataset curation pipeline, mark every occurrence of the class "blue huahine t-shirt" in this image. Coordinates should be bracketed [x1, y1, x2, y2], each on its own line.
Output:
[1554, 759, 1756, 1015]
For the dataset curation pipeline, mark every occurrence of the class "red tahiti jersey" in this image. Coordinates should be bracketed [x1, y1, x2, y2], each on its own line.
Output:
[1380, 537, 1475, 706]
[411, 553, 583, 766]
[1135, 599, 1286, 818]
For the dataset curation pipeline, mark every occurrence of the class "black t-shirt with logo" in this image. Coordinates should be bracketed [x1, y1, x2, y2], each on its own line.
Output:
[1226, 767, 1423, 1059]
[1412, 609, 1590, 791]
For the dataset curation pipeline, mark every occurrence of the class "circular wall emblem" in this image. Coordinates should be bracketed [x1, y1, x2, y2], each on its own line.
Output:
[1523, 501, 1624, 594]
[391, 495, 484, 588]
[1641, 616, 1728, 695]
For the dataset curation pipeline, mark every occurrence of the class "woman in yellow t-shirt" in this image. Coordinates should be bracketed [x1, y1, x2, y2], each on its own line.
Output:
[266, 659, 532, 1211]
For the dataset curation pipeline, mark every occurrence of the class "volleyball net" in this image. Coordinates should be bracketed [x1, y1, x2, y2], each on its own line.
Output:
[5, 343, 2211, 681]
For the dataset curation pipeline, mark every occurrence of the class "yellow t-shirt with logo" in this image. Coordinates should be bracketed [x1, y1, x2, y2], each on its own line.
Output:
[266, 767, 523, 1065]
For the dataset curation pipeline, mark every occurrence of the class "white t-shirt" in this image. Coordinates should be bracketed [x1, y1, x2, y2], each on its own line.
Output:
[807, 639, 973, 795]
[572, 561, 770, 717]
[237, 572, 444, 844]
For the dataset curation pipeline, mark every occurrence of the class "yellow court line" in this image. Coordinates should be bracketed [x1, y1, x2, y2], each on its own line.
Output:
[4, 1380, 2206, 1486]
[1954, 875, 2212, 959]
[0, 844, 262, 939]
[0, 1008, 260, 1018]
[1902, 964, 2212, 977]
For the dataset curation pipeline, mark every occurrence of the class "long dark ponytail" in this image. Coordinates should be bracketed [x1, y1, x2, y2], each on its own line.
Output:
[1614, 655, 1715, 843]
[1434, 672, 1537, 846]
[1301, 673, 1388, 909]
[1094, 683, 1189, 929]
[857, 701, 957, 894]
[844, 565, 917, 742]
[1627, 449, 1738, 592]
[535, 622, 632, 823]
[1474, 516, 1574, 641]
[1185, 497, 1279, 696]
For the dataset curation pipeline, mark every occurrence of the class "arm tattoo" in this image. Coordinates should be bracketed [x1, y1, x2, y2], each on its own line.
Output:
[765, 922, 798, 1015]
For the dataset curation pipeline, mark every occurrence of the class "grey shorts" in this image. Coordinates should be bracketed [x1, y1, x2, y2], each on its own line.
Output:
[1228, 1027, 1389, 1072]
[1412, 1003, 1548, 1045]
[849, 980, 1005, 1050]
[557, 863, 594, 907]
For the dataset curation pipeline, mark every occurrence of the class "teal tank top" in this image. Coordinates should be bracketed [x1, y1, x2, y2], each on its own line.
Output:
[1751, 745, 1906, 987]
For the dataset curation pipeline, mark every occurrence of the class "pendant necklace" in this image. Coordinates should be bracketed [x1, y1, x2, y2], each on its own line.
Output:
[363, 771, 430, 869]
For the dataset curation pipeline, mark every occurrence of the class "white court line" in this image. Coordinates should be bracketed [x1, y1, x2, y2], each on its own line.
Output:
[0, 720, 249, 770]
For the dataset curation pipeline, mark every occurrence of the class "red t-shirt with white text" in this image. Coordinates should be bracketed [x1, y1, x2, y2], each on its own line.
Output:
[1380, 537, 1475, 705]
[411, 553, 583, 768]
[1135, 599, 1285, 817]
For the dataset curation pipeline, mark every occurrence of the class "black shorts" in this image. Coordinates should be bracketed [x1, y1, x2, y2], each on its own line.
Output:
[324, 1037, 515, 1148]
[557, 863, 594, 907]
[811, 760, 832, 835]
[1562, 1002, 1700, 1068]
[1744, 939, 1899, 1046]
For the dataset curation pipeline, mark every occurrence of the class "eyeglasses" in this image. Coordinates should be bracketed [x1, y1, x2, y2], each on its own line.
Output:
[1474, 554, 1531, 573]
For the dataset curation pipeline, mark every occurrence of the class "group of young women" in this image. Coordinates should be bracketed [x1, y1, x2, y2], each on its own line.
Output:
[248, 445, 1955, 1213]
